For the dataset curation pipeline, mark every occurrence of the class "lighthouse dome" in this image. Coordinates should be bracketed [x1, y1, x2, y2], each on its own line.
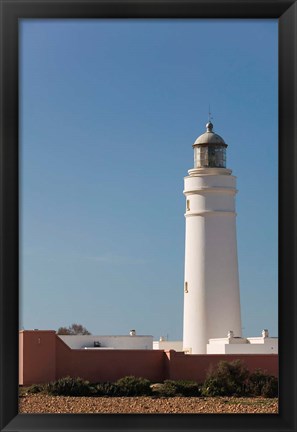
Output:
[192, 121, 227, 169]
[193, 122, 226, 146]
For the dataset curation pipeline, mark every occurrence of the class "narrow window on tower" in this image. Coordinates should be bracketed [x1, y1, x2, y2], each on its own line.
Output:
[184, 282, 188, 293]
[186, 199, 190, 211]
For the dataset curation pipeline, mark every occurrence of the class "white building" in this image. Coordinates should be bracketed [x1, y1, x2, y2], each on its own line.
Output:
[183, 121, 242, 354]
[153, 337, 183, 351]
[59, 330, 153, 350]
[207, 329, 278, 354]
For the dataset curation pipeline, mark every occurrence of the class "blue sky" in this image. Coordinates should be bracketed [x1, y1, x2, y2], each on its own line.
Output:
[19, 19, 278, 340]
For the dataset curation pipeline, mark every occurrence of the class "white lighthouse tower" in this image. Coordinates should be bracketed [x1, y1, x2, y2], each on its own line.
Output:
[183, 121, 242, 354]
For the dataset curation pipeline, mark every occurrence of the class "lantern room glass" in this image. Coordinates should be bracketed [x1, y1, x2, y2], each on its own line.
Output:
[194, 145, 226, 168]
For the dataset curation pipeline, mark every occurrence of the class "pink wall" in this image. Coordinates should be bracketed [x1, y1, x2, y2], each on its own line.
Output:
[19, 332, 24, 385]
[19, 331, 278, 386]
[19, 331, 56, 386]
[55, 336, 165, 383]
[166, 350, 278, 383]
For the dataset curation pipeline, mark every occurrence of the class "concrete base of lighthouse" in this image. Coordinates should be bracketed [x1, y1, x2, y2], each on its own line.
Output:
[183, 167, 242, 354]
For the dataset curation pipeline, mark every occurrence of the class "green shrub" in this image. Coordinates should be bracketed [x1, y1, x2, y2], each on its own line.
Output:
[156, 381, 177, 397]
[19, 384, 44, 397]
[201, 360, 250, 397]
[45, 376, 94, 397]
[154, 380, 201, 397]
[246, 369, 268, 396]
[115, 376, 152, 396]
[27, 384, 44, 394]
[175, 380, 202, 397]
[201, 377, 227, 397]
[261, 376, 278, 398]
[94, 382, 119, 397]
[247, 370, 278, 398]
[157, 380, 201, 397]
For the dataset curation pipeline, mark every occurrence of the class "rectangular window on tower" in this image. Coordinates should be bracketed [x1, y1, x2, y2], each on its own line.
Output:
[184, 281, 188, 293]
[186, 199, 190, 211]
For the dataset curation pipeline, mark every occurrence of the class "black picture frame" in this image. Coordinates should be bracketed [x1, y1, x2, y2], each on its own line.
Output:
[0, 1, 296, 431]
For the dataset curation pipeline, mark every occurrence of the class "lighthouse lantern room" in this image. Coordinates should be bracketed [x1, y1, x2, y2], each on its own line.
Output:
[193, 122, 227, 168]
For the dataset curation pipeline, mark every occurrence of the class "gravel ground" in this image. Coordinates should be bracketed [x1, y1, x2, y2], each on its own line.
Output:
[19, 394, 278, 414]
